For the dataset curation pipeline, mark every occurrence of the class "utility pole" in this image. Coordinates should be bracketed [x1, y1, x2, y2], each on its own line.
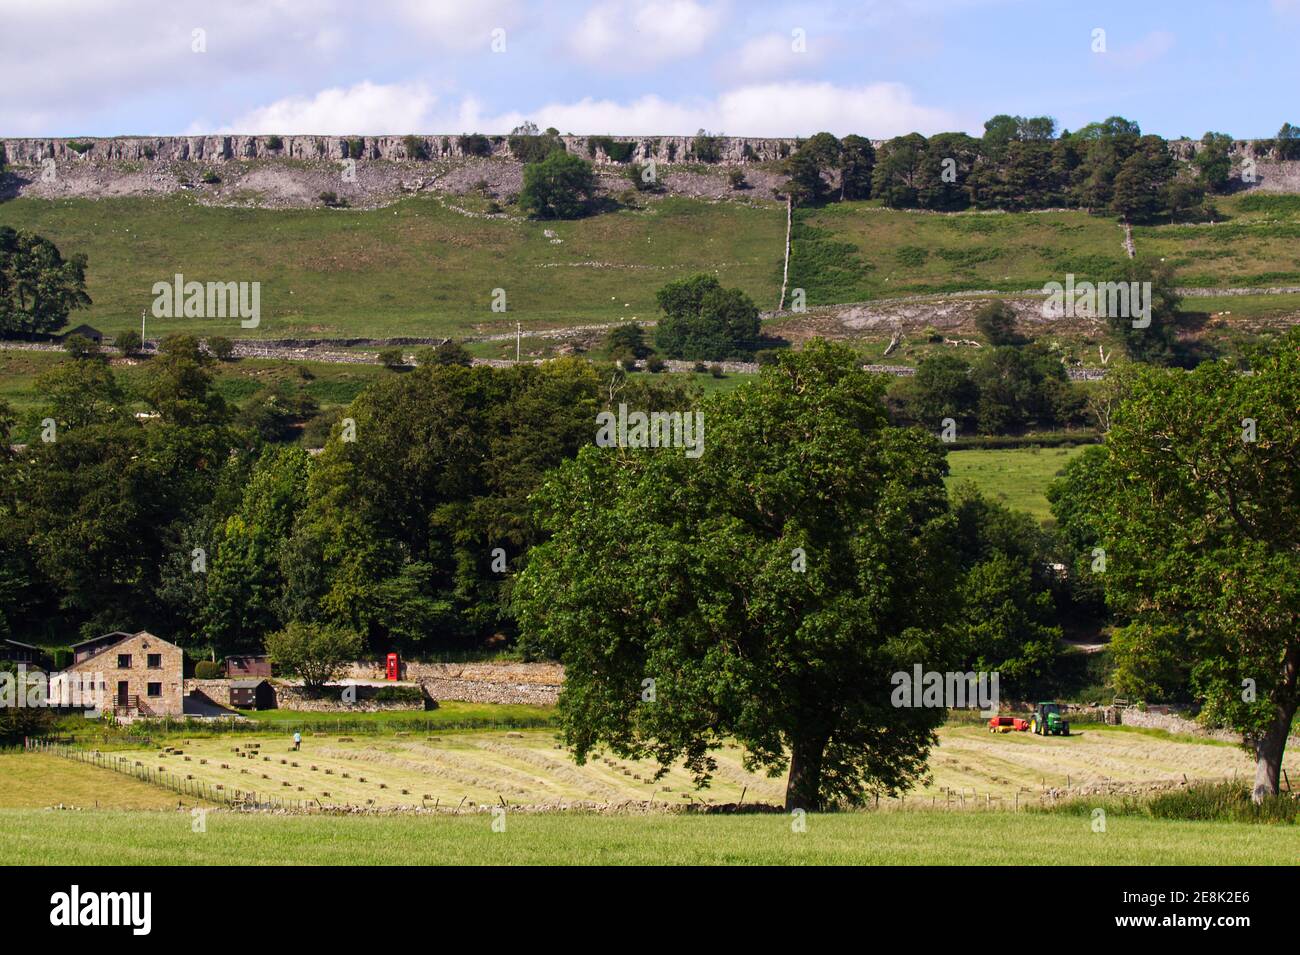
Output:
[141, 310, 146, 350]
[516, 321, 521, 364]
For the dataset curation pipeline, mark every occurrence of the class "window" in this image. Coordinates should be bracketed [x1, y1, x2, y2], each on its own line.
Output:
[147, 653, 162, 668]
[117, 654, 132, 668]
[147, 683, 162, 697]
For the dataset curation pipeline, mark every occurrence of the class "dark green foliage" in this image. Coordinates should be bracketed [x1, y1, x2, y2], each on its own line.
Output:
[402, 135, 429, 160]
[871, 134, 927, 208]
[194, 660, 222, 679]
[1274, 122, 1300, 160]
[515, 341, 963, 809]
[1194, 132, 1233, 194]
[0, 227, 92, 337]
[417, 341, 473, 367]
[974, 300, 1022, 345]
[65, 140, 94, 154]
[510, 131, 565, 164]
[519, 152, 596, 220]
[652, 273, 759, 361]
[207, 336, 234, 361]
[115, 329, 142, 355]
[457, 134, 492, 157]
[605, 323, 650, 364]
[587, 136, 635, 163]
[691, 130, 722, 163]
[264, 135, 284, 152]
[345, 138, 365, 160]
[838, 135, 875, 199]
[378, 347, 405, 369]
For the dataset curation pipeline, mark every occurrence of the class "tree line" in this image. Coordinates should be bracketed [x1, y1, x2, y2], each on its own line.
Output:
[783, 116, 1300, 222]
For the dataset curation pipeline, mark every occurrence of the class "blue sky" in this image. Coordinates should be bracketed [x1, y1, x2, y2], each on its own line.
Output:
[3, 0, 1298, 139]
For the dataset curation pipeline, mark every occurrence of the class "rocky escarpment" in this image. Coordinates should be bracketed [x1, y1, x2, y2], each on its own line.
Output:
[2, 133, 1281, 168]
[0, 134, 802, 167]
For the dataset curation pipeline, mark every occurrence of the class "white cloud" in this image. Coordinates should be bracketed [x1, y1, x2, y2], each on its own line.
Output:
[207, 78, 957, 138]
[730, 31, 824, 81]
[394, 0, 522, 51]
[570, 0, 726, 66]
[211, 82, 444, 135]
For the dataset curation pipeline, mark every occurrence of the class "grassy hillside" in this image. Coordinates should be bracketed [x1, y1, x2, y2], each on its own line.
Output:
[789, 193, 1300, 304]
[6, 192, 1300, 348]
[0, 194, 786, 339]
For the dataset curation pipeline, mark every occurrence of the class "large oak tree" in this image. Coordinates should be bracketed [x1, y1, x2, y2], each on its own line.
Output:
[515, 340, 962, 809]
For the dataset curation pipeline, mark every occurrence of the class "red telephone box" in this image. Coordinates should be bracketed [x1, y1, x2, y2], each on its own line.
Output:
[385, 652, 400, 681]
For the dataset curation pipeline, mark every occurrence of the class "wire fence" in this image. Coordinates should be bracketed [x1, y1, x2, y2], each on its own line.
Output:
[26, 737, 312, 811]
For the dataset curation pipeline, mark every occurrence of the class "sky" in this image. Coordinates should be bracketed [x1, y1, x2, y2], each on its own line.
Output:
[2, 0, 1298, 140]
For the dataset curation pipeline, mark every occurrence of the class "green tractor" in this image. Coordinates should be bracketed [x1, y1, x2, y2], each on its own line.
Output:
[1030, 702, 1070, 737]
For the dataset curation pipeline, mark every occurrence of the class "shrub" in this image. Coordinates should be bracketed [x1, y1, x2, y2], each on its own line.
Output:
[62, 334, 97, 358]
[509, 131, 564, 164]
[207, 335, 235, 361]
[653, 273, 760, 361]
[520, 151, 596, 220]
[417, 341, 473, 367]
[201, 170, 221, 184]
[974, 300, 1022, 346]
[693, 361, 707, 373]
[378, 347, 406, 369]
[728, 168, 748, 189]
[65, 140, 94, 154]
[194, 660, 223, 680]
[345, 138, 365, 159]
[458, 133, 492, 157]
[588, 136, 636, 163]
[402, 135, 429, 160]
[265, 621, 363, 692]
[692, 130, 722, 163]
[115, 329, 142, 356]
[264, 135, 284, 151]
[709, 364, 725, 378]
[318, 191, 349, 208]
[645, 355, 666, 373]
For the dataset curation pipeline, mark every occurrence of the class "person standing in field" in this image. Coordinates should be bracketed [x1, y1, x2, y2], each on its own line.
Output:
[293, 731, 301, 752]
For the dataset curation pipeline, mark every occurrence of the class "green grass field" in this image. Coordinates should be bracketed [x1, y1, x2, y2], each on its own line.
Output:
[790, 193, 1300, 305]
[0, 194, 786, 339]
[1, 805, 1293, 865]
[946, 445, 1087, 520]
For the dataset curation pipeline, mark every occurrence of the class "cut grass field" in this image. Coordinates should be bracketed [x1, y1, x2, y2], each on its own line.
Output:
[0, 194, 786, 339]
[945, 445, 1087, 521]
[0, 753, 213, 810]
[1, 806, 1293, 865]
[33, 722, 1285, 813]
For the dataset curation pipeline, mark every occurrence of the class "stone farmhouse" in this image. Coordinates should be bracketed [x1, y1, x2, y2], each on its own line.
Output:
[48, 631, 184, 717]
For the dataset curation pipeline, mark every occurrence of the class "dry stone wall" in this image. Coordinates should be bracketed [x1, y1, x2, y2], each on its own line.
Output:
[340, 661, 563, 706]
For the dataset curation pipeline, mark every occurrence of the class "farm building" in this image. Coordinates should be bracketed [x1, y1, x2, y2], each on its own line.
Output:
[60, 323, 104, 345]
[225, 654, 272, 678]
[228, 679, 275, 710]
[50, 631, 184, 717]
[1, 638, 47, 668]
